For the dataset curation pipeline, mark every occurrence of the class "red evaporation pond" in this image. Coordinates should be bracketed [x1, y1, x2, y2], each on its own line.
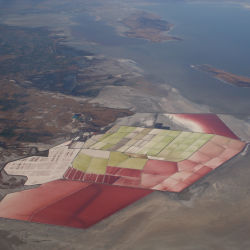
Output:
[141, 173, 166, 188]
[143, 160, 178, 176]
[0, 180, 152, 229]
[106, 166, 141, 178]
[174, 114, 238, 139]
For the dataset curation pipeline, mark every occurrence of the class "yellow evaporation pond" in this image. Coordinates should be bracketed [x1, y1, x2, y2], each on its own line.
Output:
[108, 152, 129, 166]
[73, 154, 91, 172]
[86, 158, 108, 175]
[118, 157, 147, 170]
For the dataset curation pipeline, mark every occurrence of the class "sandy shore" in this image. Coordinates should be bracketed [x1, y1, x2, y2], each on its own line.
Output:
[91, 81, 210, 114]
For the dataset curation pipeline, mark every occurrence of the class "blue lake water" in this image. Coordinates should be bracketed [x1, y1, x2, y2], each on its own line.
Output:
[72, 2, 250, 114]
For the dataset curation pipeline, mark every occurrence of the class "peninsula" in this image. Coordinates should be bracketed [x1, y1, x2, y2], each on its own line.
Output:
[192, 64, 250, 88]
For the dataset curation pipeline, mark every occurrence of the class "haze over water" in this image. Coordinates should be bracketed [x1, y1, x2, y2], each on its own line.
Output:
[72, 2, 250, 115]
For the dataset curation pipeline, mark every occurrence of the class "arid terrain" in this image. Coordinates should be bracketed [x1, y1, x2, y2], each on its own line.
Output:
[0, 21, 139, 165]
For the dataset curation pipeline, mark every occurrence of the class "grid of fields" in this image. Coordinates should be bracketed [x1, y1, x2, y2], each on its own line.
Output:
[0, 122, 246, 230]
[4, 140, 80, 185]
[64, 126, 246, 192]
[87, 126, 213, 162]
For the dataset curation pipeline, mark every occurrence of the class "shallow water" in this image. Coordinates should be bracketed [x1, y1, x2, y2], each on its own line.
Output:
[71, 2, 250, 114]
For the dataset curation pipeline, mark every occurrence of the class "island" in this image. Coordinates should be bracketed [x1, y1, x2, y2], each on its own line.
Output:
[192, 64, 250, 88]
[121, 11, 181, 43]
